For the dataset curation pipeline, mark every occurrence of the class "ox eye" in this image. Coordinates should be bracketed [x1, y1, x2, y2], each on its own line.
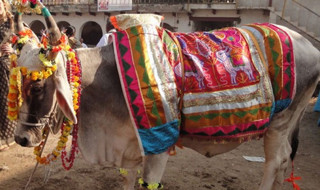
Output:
[30, 84, 43, 95]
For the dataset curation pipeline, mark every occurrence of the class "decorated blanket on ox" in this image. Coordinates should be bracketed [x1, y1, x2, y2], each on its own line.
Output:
[112, 21, 295, 156]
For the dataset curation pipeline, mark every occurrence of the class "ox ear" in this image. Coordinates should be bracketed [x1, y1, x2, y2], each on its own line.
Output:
[54, 62, 77, 124]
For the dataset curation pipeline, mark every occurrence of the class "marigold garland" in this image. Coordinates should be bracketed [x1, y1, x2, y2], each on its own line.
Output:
[7, 30, 57, 121]
[12, 0, 41, 14]
[7, 67, 22, 120]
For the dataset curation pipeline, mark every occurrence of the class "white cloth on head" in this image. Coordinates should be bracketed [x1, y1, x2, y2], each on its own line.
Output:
[82, 43, 88, 48]
[96, 29, 116, 47]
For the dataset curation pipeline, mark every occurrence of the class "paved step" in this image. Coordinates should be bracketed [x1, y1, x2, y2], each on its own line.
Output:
[284, 16, 290, 21]
[299, 26, 307, 32]
[306, 31, 315, 37]
[272, 10, 320, 43]
[268, 7, 275, 12]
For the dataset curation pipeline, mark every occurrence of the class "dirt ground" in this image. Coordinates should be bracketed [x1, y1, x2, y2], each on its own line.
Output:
[0, 99, 320, 190]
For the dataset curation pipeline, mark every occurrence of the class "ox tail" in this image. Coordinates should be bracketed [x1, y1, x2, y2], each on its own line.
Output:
[290, 127, 299, 161]
[314, 52, 320, 97]
[314, 52, 320, 127]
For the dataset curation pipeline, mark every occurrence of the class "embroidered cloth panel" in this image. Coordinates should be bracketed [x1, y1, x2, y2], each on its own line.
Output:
[112, 22, 295, 155]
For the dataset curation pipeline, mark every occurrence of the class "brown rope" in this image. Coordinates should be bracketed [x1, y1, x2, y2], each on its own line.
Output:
[24, 127, 50, 190]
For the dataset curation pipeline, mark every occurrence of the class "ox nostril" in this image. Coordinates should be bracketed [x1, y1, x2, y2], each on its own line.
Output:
[15, 136, 29, 147]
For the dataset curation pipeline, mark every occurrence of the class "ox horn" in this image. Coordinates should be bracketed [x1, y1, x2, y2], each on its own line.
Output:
[14, 12, 25, 34]
[38, 1, 61, 60]
[38, 2, 61, 45]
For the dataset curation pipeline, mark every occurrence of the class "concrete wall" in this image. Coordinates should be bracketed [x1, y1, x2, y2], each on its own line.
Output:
[296, 0, 320, 15]
[22, 9, 271, 37]
[275, 14, 320, 50]
[162, 13, 193, 32]
[23, 12, 109, 39]
[237, 0, 269, 8]
[272, 0, 320, 38]
[20, 1, 319, 44]
[236, 9, 269, 26]
[192, 9, 238, 17]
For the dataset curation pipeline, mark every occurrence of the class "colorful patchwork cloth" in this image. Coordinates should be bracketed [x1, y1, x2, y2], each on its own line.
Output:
[243, 23, 296, 112]
[112, 22, 295, 156]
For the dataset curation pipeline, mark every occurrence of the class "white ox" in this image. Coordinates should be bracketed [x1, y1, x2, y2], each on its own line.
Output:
[12, 8, 320, 190]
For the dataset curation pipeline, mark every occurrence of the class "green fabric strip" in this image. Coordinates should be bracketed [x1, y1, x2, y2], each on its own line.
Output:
[186, 106, 271, 121]
[42, 7, 51, 18]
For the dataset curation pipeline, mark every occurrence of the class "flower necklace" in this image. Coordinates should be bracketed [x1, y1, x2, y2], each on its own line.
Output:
[61, 43, 81, 170]
[33, 34, 82, 169]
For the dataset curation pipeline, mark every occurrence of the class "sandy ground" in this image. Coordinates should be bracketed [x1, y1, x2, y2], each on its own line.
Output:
[0, 99, 320, 190]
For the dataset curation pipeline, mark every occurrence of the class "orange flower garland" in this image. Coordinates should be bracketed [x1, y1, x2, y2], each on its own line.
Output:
[7, 29, 57, 121]
[7, 67, 22, 120]
[33, 119, 74, 164]
[7, 58, 57, 121]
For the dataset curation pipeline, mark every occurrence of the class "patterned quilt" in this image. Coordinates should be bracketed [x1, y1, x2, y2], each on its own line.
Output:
[112, 23, 295, 156]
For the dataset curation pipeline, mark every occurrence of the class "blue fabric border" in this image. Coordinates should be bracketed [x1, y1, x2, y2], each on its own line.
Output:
[138, 119, 179, 155]
[313, 93, 320, 126]
[314, 93, 320, 112]
[274, 99, 292, 113]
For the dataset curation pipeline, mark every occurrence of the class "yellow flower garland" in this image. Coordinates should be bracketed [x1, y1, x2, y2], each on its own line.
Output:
[39, 52, 55, 67]
[7, 67, 22, 120]
[119, 168, 128, 176]
[7, 59, 57, 121]
[138, 178, 164, 190]
[33, 119, 73, 164]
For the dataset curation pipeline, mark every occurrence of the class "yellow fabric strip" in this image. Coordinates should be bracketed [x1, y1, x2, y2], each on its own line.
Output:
[248, 24, 283, 100]
[126, 26, 166, 126]
[240, 28, 268, 74]
[183, 103, 272, 129]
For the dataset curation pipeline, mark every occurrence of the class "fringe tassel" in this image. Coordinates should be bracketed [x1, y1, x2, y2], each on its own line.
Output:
[284, 161, 301, 190]
[167, 138, 183, 156]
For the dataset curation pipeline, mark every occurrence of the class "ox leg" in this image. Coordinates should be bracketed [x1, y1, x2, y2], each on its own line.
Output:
[121, 168, 138, 190]
[271, 112, 304, 190]
[259, 124, 292, 190]
[141, 152, 169, 189]
[260, 109, 304, 190]
[259, 82, 316, 190]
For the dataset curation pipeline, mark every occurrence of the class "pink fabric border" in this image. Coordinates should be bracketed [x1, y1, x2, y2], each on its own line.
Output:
[183, 118, 270, 136]
[113, 31, 150, 129]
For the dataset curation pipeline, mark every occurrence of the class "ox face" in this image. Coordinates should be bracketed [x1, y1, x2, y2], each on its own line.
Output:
[14, 70, 57, 147]
[10, 38, 57, 147]
[12, 38, 61, 146]
[14, 43, 77, 147]
[12, 11, 77, 147]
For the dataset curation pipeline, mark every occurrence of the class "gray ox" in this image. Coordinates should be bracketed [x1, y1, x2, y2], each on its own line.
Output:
[13, 8, 320, 190]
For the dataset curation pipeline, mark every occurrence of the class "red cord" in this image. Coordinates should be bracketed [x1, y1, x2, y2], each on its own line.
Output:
[61, 50, 81, 170]
[284, 161, 301, 190]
